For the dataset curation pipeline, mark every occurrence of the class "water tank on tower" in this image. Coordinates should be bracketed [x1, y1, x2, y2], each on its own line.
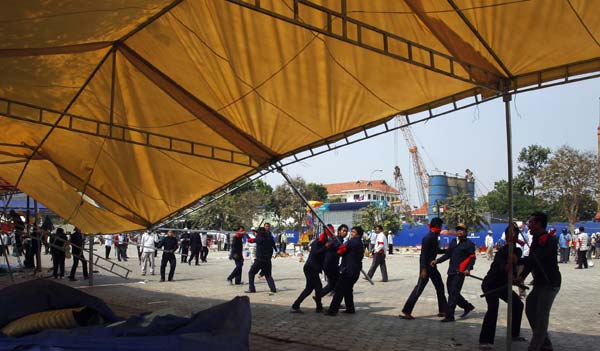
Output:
[428, 175, 449, 220]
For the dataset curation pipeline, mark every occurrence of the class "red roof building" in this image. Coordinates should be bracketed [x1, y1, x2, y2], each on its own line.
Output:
[324, 180, 400, 203]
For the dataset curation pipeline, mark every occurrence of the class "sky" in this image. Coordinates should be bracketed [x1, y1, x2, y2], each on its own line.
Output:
[261, 78, 600, 206]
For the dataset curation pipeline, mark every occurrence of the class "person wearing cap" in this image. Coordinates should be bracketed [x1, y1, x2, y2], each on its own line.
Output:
[400, 217, 447, 320]
[366, 224, 388, 282]
[479, 223, 526, 349]
[245, 227, 277, 293]
[485, 230, 494, 261]
[227, 226, 246, 285]
[431, 223, 476, 322]
[387, 230, 394, 255]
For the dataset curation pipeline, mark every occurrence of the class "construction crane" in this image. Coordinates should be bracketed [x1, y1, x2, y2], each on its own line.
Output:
[392, 165, 412, 218]
[397, 115, 429, 208]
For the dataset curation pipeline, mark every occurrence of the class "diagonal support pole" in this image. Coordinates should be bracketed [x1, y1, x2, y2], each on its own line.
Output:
[277, 165, 374, 285]
[503, 92, 514, 351]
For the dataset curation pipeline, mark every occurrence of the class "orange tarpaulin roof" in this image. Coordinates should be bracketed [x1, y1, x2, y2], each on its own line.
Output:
[1, 0, 599, 233]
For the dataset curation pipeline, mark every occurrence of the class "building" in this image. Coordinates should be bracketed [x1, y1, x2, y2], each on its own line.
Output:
[324, 180, 400, 203]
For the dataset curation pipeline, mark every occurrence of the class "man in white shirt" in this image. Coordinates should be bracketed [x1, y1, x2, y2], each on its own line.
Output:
[485, 230, 494, 261]
[387, 230, 394, 255]
[200, 233, 209, 262]
[140, 231, 157, 275]
[369, 231, 377, 256]
[367, 225, 388, 282]
[103, 234, 113, 259]
[576, 226, 590, 269]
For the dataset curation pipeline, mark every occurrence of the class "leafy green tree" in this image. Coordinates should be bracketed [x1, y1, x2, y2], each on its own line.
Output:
[272, 177, 328, 231]
[307, 182, 328, 202]
[441, 193, 488, 232]
[539, 146, 597, 230]
[517, 145, 551, 198]
[355, 204, 401, 234]
[479, 179, 547, 221]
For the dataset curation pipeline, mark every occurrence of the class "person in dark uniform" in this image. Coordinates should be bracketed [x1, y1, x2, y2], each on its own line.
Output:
[10, 210, 24, 257]
[518, 211, 561, 351]
[326, 226, 364, 316]
[227, 226, 246, 285]
[188, 231, 201, 265]
[431, 223, 476, 322]
[321, 224, 348, 296]
[479, 223, 527, 349]
[400, 217, 448, 319]
[50, 228, 68, 279]
[68, 227, 88, 281]
[245, 227, 277, 293]
[157, 230, 178, 282]
[179, 230, 190, 263]
[291, 226, 332, 313]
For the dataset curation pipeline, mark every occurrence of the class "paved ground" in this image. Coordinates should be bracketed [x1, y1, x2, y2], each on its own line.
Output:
[1, 247, 599, 350]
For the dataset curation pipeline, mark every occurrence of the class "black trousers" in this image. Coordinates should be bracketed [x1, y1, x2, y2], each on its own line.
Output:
[367, 252, 388, 281]
[292, 266, 323, 309]
[321, 269, 340, 295]
[328, 272, 359, 314]
[446, 273, 472, 319]
[52, 253, 65, 278]
[559, 247, 568, 263]
[189, 246, 200, 264]
[160, 253, 176, 281]
[578, 250, 588, 268]
[227, 258, 244, 284]
[402, 267, 447, 315]
[479, 285, 523, 344]
[69, 252, 88, 279]
[388, 244, 393, 254]
[105, 246, 111, 259]
[200, 247, 209, 262]
[248, 259, 276, 292]
[180, 245, 189, 263]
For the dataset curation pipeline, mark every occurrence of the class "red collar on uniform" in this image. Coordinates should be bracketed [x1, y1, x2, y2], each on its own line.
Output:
[428, 225, 441, 234]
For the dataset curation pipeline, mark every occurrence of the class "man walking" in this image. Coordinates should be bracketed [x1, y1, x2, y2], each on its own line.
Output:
[291, 228, 330, 313]
[179, 230, 190, 263]
[200, 232, 209, 263]
[558, 228, 570, 263]
[387, 230, 394, 254]
[245, 227, 277, 293]
[432, 223, 476, 322]
[68, 228, 88, 281]
[227, 226, 246, 285]
[157, 230, 178, 282]
[576, 226, 589, 269]
[103, 234, 113, 259]
[367, 225, 388, 282]
[485, 230, 494, 261]
[189, 231, 201, 265]
[140, 231, 156, 276]
[519, 211, 561, 351]
[400, 217, 447, 320]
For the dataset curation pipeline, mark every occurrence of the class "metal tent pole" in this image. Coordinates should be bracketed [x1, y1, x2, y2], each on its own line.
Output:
[89, 235, 94, 286]
[504, 93, 514, 351]
[277, 166, 374, 285]
[1, 194, 14, 281]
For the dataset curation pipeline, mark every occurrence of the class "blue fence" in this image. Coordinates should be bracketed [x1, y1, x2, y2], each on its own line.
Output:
[281, 221, 600, 248]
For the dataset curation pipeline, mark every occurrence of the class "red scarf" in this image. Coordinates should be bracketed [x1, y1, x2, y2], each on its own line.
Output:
[538, 231, 552, 246]
[428, 224, 442, 234]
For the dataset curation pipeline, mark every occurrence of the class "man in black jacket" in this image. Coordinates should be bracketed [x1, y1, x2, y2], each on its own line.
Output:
[291, 227, 331, 313]
[188, 231, 201, 265]
[400, 217, 447, 319]
[326, 226, 364, 316]
[179, 230, 190, 263]
[321, 224, 348, 296]
[68, 227, 88, 281]
[227, 226, 246, 285]
[158, 230, 178, 282]
[246, 227, 277, 293]
[432, 223, 476, 322]
[519, 211, 561, 351]
[479, 223, 526, 348]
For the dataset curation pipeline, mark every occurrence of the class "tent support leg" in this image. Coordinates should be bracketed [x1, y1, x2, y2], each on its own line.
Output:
[276, 166, 374, 285]
[89, 236, 94, 286]
[504, 93, 514, 351]
[0, 227, 13, 282]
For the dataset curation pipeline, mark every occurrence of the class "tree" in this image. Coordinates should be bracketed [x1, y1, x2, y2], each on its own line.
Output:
[539, 146, 597, 230]
[479, 179, 548, 222]
[441, 193, 488, 232]
[187, 179, 273, 230]
[517, 145, 551, 198]
[272, 177, 328, 231]
[355, 204, 401, 234]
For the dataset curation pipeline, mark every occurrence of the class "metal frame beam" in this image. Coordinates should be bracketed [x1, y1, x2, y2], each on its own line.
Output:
[225, 0, 503, 93]
[0, 97, 257, 168]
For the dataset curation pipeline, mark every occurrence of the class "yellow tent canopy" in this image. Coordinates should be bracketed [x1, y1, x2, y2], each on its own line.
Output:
[1, 0, 599, 233]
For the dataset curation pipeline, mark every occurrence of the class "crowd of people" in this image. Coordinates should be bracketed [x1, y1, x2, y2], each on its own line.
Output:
[0, 210, 591, 350]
